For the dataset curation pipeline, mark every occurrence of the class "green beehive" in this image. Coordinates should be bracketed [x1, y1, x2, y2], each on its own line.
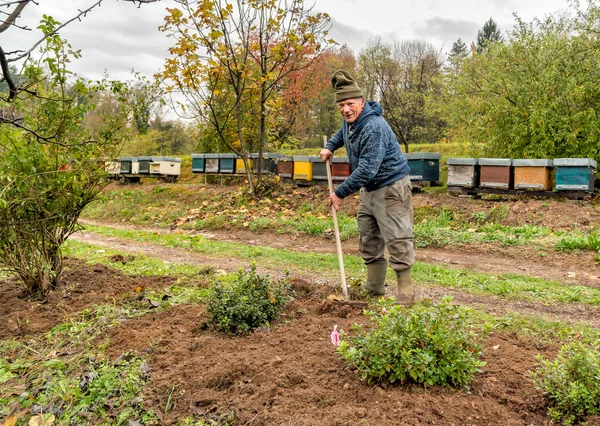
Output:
[404, 152, 442, 182]
[191, 154, 206, 173]
[554, 158, 597, 192]
[218, 153, 236, 174]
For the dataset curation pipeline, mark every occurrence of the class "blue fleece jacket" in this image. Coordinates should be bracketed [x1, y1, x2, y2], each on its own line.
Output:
[325, 101, 410, 199]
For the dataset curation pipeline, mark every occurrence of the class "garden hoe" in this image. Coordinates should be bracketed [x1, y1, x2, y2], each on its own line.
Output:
[323, 136, 367, 308]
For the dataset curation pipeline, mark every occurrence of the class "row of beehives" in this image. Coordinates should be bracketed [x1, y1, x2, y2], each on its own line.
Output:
[104, 156, 183, 182]
[447, 158, 598, 193]
[191, 152, 443, 184]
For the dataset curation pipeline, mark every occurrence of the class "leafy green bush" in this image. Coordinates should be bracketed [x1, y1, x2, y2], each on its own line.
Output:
[338, 297, 489, 388]
[206, 264, 293, 334]
[530, 342, 600, 425]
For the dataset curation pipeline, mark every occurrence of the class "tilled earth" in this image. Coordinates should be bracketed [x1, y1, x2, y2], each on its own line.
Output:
[2, 191, 600, 425]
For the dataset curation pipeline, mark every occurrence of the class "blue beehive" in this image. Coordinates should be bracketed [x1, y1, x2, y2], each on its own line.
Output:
[218, 153, 236, 174]
[404, 152, 442, 182]
[554, 158, 597, 192]
[191, 154, 205, 173]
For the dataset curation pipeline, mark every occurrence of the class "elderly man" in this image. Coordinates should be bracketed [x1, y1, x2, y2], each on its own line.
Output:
[319, 69, 415, 306]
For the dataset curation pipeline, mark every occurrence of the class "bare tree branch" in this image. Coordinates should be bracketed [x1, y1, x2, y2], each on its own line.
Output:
[0, 0, 30, 33]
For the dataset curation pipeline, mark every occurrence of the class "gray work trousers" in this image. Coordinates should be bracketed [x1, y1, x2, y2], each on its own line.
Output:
[357, 175, 414, 272]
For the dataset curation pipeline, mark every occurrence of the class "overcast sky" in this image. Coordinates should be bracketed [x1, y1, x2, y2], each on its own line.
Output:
[10, 0, 572, 85]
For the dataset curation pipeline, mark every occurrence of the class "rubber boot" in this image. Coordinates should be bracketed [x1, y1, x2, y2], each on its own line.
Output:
[395, 268, 414, 307]
[364, 261, 387, 296]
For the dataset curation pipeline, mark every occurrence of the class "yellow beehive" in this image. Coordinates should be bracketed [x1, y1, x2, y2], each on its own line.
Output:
[236, 156, 254, 174]
[293, 155, 312, 181]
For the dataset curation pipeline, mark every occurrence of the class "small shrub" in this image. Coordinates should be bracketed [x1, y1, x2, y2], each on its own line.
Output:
[531, 342, 600, 425]
[206, 264, 293, 334]
[338, 297, 489, 388]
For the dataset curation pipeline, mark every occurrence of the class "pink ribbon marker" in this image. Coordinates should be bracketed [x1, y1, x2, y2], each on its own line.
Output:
[331, 324, 340, 347]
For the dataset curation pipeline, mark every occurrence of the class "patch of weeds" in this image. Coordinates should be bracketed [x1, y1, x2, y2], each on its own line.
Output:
[555, 234, 589, 252]
[176, 411, 236, 425]
[531, 342, 600, 425]
[151, 186, 171, 194]
[587, 232, 600, 251]
[0, 326, 154, 425]
[248, 217, 274, 231]
[338, 297, 490, 388]
[470, 210, 488, 224]
[477, 223, 549, 246]
[145, 279, 211, 305]
[487, 204, 510, 221]
[206, 264, 294, 334]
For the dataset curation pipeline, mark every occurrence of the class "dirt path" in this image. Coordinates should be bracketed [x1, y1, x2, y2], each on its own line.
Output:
[77, 218, 600, 287]
[72, 220, 600, 330]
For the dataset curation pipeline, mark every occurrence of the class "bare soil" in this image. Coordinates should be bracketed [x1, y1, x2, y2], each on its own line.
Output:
[2, 189, 600, 425]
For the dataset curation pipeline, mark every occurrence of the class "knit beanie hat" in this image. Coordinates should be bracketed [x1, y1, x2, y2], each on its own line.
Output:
[331, 69, 364, 102]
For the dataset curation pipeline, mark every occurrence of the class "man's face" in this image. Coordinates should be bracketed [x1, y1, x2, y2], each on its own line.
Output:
[337, 97, 364, 124]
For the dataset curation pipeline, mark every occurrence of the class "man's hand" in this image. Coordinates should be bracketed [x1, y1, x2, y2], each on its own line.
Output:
[319, 148, 332, 163]
[329, 192, 343, 211]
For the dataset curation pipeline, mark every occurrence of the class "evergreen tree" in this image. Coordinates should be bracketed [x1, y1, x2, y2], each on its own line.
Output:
[447, 38, 469, 68]
[476, 18, 503, 51]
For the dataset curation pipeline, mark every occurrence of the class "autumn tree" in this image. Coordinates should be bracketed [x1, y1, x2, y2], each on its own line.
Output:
[357, 38, 445, 152]
[441, 3, 600, 163]
[274, 45, 356, 148]
[159, 0, 334, 193]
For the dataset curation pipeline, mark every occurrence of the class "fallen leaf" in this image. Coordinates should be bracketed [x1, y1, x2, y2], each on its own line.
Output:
[2, 409, 28, 426]
[28, 413, 55, 426]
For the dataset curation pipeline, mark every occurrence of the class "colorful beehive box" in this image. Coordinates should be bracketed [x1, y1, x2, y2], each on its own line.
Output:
[255, 153, 284, 174]
[554, 158, 597, 192]
[479, 158, 513, 189]
[404, 152, 442, 182]
[119, 157, 138, 174]
[293, 155, 312, 181]
[446, 158, 479, 188]
[236, 154, 255, 174]
[137, 156, 152, 175]
[104, 160, 120, 177]
[205, 153, 219, 174]
[310, 156, 327, 181]
[191, 154, 205, 173]
[331, 157, 350, 182]
[512, 159, 553, 190]
[149, 157, 182, 176]
[218, 153, 236, 174]
[277, 155, 294, 178]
